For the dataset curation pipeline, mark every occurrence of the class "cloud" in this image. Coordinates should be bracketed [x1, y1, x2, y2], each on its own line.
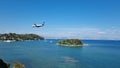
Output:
[33, 27, 120, 40]
[97, 32, 106, 35]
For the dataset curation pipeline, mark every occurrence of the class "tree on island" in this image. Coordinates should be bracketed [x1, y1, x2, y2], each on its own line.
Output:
[58, 39, 83, 46]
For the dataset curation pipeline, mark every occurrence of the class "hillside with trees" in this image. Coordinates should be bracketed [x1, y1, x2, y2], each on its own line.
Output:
[0, 33, 44, 41]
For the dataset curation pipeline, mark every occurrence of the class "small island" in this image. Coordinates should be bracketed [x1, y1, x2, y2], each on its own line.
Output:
[58, 39, 83, 47]
[0, 33, 44, 42]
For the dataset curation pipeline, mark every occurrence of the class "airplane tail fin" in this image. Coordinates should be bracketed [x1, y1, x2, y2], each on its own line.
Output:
[32, 24, 37, 27]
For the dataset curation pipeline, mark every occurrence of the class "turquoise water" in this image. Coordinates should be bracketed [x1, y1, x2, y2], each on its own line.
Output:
[0, 40, 120, 68]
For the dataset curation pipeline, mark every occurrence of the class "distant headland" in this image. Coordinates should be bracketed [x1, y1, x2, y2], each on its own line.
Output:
[58, 39, 83, 47]
[0, 33, 44, 42]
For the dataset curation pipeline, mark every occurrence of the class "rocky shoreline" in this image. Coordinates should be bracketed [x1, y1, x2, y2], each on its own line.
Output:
[0, 58, 25, 68]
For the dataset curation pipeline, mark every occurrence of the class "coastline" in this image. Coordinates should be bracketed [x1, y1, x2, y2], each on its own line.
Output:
[2, 40, 16, 42]
[0, 39, 42, 43]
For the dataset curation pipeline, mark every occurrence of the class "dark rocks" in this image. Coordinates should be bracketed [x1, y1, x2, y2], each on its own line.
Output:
[0, 58, 25, 68]
[0, 58, 10, 68]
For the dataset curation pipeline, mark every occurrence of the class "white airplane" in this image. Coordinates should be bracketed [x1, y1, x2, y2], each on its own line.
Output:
[32, 21, 45, 28]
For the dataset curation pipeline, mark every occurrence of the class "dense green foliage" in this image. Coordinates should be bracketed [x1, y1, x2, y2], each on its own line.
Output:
[58, 39, 83, 46]
[0, 33, 44, 41]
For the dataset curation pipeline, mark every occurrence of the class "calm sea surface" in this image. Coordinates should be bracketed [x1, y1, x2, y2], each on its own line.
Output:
[0, 40, 120, 68]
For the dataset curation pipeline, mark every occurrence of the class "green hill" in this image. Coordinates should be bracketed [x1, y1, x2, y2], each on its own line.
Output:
[0, 33, 44, 41]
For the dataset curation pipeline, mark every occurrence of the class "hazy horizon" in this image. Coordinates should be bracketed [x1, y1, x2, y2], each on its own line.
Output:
[0, 0, 120, 40]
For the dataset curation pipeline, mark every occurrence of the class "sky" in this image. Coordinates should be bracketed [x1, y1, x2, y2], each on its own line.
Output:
[0, 0, 120, 40]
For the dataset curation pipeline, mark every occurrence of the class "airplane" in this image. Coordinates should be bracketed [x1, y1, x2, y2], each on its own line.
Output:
[32, 21, 45, 28]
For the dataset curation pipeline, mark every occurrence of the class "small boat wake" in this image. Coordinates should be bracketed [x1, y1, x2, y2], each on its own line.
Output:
[62, 56, 79, 63]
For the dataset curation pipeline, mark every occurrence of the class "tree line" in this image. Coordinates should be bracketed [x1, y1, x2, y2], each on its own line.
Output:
[0, 33, 44, 41]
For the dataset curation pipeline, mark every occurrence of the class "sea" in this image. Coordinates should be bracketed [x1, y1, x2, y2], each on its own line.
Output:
[0, 39, 120, 68]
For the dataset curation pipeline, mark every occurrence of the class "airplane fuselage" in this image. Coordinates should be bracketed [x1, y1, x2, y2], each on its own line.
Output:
[32, 22, 45, 28]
